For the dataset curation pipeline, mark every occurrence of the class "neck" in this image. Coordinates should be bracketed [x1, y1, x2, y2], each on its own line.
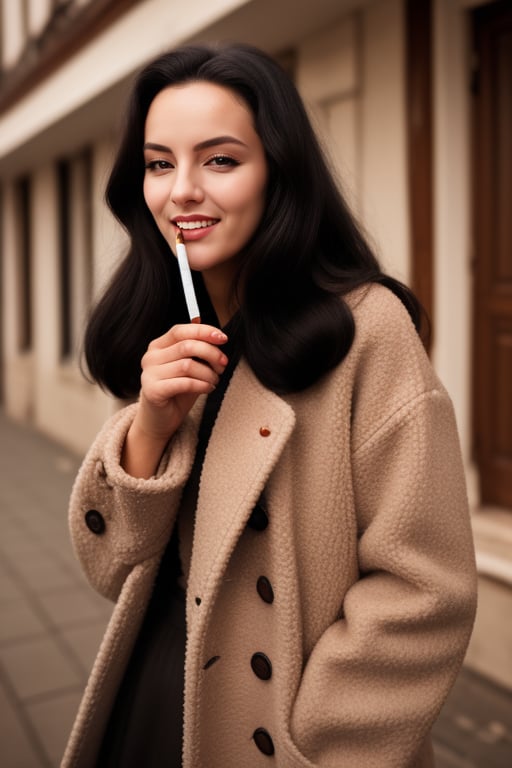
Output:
[202, 274, 237, 329]
[202, 262, 240, 328]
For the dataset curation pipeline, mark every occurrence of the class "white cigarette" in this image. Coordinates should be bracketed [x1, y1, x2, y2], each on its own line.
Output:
[175, 230, 200, 323]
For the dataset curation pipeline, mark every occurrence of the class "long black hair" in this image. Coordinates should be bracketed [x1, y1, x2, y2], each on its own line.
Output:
[84, 42, 423, 398]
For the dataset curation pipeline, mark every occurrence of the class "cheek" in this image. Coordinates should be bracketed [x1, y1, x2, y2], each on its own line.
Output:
[142, 179, 154, 213]
[244, 182, 267, 230]
[143, 178, 164, 217]
[229, 175, 267, 226]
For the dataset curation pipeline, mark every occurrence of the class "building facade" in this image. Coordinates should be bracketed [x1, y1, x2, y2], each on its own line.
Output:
[1, 0, 511, 689]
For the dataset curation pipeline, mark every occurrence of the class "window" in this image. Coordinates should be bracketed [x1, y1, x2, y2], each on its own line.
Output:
[15, 176, 33, 352]
[57, 148, 93, 360]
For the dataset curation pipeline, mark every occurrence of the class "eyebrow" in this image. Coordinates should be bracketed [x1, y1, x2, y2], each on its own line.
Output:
[143, 136, 248, 153]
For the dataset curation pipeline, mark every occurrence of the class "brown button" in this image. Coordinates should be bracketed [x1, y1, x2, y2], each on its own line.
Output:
[251, 652, 272, 680]
[259, 426, 271, 437]
[257, 576, 274, 604]
[253, 728, 275, 756]
[85, 509, 105, 535]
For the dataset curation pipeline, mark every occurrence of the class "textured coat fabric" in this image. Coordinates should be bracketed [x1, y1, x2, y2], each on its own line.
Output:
[62, 285, 477, 768]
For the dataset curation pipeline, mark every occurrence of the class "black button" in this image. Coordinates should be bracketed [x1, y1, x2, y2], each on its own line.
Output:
[256, 576, 274, 604]
[85, 509, 105, 535]
[251, 652, 272, 680]
[253, 728, 275, 756]
[247, 499, 269, 531]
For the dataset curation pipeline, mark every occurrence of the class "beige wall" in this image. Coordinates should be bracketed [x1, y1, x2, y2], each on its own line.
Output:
[296, 0, 409, 283]
[0, 0, 25, 67]
[361, 0, 410, 283]
[27, 0, 54, 37]
[1, 183, 35, 422]
[296, 15, 361, 208]
[1, 135, 132, 452]
[433, 0, 473, 488]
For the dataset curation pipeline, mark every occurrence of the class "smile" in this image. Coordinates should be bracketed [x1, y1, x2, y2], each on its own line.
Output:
[174, 219, 219, 230]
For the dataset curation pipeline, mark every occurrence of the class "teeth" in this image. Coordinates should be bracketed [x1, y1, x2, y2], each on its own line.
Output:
[176, 220, 217, 230]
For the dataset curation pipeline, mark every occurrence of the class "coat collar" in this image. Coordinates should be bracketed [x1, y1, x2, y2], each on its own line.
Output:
[186, 358, 296, 617]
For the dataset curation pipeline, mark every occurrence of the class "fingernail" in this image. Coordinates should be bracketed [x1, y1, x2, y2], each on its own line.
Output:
[212, 331, 228, 341]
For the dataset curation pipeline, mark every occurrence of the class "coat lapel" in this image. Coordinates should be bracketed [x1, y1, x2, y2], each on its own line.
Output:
[186, 358, 295, 620]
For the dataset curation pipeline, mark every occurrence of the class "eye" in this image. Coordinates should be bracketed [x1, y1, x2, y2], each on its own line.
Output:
[206, 154, 239, 169]
[144, 159, 173, 173]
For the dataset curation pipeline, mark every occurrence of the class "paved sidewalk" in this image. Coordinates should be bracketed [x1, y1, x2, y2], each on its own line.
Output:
[0, 411, 112, 767]
[1, 409, 511, 767]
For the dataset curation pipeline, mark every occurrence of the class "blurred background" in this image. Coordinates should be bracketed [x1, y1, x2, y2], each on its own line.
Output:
[0, 0, 511, 766]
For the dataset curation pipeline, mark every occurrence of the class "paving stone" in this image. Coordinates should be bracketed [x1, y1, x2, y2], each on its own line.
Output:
[0, 600, 47, 645]
[27, 689, 83, 767]
[0, 567, 25, 603]
[62, 621, 109, 675]
[432, 667, 512, 768]
[433, 741, 477, 768]
[0, 542, 43, 578]
[38, 585, 111, 629]
[49, 545, 83, 572]
[10, 552, 76, 594]
[0, 530, 41, 558]
[0, 684, 46, 768]
[0, 636, 82, 700]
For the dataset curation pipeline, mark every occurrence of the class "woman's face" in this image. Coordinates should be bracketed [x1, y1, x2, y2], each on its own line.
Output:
[143, 81, 268, 290]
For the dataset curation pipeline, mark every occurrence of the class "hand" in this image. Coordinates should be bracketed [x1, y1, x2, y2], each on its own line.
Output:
[122, 324, 228, 477]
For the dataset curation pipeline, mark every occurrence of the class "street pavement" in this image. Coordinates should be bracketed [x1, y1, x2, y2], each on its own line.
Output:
[0, 408, 511, 767]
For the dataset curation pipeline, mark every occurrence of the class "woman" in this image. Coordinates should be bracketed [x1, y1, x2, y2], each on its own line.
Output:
[63, 43, 477, 767]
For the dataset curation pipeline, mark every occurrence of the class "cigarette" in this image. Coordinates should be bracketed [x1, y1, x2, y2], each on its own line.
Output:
[175, 230, 200, 323]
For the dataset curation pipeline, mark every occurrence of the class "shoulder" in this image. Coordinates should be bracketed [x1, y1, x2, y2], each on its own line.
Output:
[341, 284, 449, 445]
[344, 283, 430, 376]
[347, 282, 419, 345]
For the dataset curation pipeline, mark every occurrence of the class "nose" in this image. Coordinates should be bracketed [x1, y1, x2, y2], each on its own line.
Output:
[170, 164, 204, 205]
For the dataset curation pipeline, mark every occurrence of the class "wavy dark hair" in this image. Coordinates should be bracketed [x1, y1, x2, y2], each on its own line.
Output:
[84, 42, 423, 398]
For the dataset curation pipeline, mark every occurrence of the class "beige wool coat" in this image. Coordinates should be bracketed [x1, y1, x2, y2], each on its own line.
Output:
[62, 285, 477, 768]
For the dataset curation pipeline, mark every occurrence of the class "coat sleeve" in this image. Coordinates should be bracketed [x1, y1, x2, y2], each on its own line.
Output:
[68, 403, 197, 602]
[289, 291, 478, 767]
[290, 389, 477, 767]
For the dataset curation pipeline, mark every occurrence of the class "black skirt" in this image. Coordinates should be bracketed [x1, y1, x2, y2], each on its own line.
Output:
[96, 530, 186, 768]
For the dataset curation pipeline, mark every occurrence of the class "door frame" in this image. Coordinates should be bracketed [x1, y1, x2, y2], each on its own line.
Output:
[406, 0, 434, 350]
[471, 0, 512, 509]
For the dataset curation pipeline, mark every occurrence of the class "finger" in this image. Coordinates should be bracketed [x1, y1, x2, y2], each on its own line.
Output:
[141, 373, 218, 407]
[149, 323, 228, 350]
[144, 357, 221, 388]
[143, 340, 228, 375]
